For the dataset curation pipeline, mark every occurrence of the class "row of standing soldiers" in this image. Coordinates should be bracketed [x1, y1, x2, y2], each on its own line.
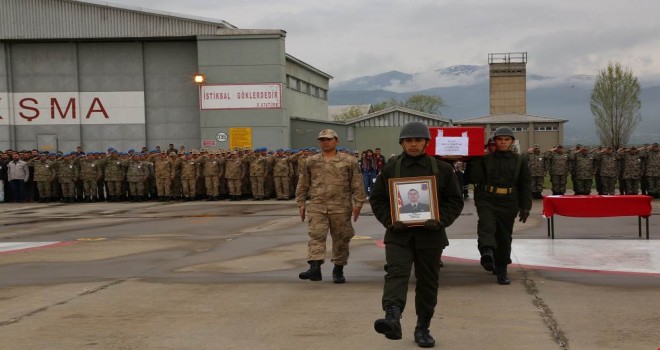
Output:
[524, 143, 660, 198]
[27, 148, 322, 203]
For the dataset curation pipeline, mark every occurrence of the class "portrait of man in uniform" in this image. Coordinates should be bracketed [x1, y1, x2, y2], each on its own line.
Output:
[399, 188, 431, 213]
[389, 176, 439, 226]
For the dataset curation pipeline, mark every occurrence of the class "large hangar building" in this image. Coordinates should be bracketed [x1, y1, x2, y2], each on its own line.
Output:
[0, 0, 332, 152]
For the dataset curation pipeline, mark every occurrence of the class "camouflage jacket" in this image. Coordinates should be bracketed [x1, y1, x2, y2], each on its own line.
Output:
[642, 149, 660, 176]
[594, 152, 618, 177]
[272, 155, 293, 177]
[57, 159, 79, 182]
[104, 158, 126, 181]
[545, 151, 570, 176]
[31, 160, 55, 182]
[248, 155, 268, 177]
[524, 151, 546, 177]
[296, 152, 366, 214]
[224, 158, 243, 179]
[78, 159, 102, 180]
[181, 159, 200, 180]
[622, 152, 643, 179]
[573, 153, 595, 180]
[126, 160, 148, 182]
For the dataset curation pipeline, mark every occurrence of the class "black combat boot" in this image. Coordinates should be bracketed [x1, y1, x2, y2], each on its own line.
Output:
[480, 247, 495, 272]
[332, 264, 346, 284]
[374, 305, 402, 340]
[298, 260, 322, 281]
[414, 316, 435, 348]
[496, 265, 511, 285]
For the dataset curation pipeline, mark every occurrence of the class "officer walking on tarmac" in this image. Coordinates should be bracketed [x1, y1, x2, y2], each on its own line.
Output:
[469, 127, 532, 285]
[296, 129, 366, 284]
[369, 121, 464, 348]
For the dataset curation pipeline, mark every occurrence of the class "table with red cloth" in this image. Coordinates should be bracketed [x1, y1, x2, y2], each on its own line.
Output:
[542, 195, 653, 239]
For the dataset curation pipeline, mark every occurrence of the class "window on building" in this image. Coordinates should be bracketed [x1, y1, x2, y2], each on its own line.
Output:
[301, 81, 310, 94]
[311, 85, 319, 97]
[320, 89, 327, 100]
[534, 126, 558, 131]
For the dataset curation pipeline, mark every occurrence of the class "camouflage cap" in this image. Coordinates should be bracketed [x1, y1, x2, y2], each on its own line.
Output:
[556, 144, 563, 148]
[317, 129, 338, 139]
[534, 144, 540, 148]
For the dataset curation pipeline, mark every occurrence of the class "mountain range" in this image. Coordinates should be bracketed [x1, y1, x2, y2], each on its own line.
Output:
[328, 65, 660, 145]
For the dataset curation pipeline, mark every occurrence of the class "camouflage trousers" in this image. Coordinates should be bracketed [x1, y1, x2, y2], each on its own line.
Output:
[60, 181, 76, 198]
[128, 181, 145, 196]
[550, 175, 567, 194]
[530, 176, 544, 194]
[623, 179, 639, 195]
[227, 178, 241, 196]
[274, 176, 290, 199]
[573, 179, 592, 195]
[181, 178, 196, 198]
[600, 176, 616, 195]
[205, 176, 219, 196]
[251, 176, 265, 199]
[155, 177, 172, 196]
[171, 176, 182, 197]
[306, 211, 355, 265]
[82, 179, 98, 198]
[36, 181, 53, 199]
[106, 181, 123, 196]
[648, 176, 660, 195]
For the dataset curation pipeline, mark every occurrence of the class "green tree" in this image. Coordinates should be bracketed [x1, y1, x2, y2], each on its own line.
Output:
[371, 94, 445, 115]
[590, 61, 641, 150]
[332, 105, 367, 122]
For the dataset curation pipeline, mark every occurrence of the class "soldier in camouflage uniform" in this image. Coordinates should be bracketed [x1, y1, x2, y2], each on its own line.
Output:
[104, 150, 126, 202]
[248, 147, 269, 200]
[225, 151, 244, 200]
[126, 153, 148, 201]
[544, 145, 569, 195]
[622, 146, 643, 194]
[594, 146, 618, 195]
[616, 147, 627, 194]
[296, 129, 366, 283]
[639, 144, 650, 195]
[169, 152, 183, 200]
[96, 152, 108, 201]
[79, 153, 102, 202]
[31, 153, 55, 203]
[642, 142, 660, 198]
[272, 149, 294, 200]
[180, 153, 200, 201]
[57, 153, 80, 203]
[153, 152, 175, 201]
[200, 153, 223, 201]
[572, 147, 596, 195]
[592, 146, 604, 194]
[525, 144, 546, 199]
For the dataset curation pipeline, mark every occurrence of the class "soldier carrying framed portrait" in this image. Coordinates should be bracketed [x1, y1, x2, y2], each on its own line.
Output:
[388, 176, 440, 226]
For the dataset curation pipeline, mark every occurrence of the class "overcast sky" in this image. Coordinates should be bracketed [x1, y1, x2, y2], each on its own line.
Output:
[106, 0, 660, 84]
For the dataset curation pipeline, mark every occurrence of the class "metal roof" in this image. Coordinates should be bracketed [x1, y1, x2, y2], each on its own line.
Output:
[328, 104, 372, 119]
[456, 113, 567, 124]
[346, 106, 452, 127]
[0, 0, 236, 40]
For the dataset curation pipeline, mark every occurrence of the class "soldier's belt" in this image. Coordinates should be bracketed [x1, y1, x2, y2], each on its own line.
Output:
[484, 185, 515, 194]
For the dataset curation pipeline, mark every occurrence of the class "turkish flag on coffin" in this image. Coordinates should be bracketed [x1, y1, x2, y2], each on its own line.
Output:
[426, 127, 485, 160]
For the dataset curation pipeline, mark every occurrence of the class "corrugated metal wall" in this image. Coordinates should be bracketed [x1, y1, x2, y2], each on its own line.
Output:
[0, 0, 227, 40]
[352, 111, 450, 127]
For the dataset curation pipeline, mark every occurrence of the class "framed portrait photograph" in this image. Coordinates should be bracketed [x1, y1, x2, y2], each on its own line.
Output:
[388, 176, 440, 227]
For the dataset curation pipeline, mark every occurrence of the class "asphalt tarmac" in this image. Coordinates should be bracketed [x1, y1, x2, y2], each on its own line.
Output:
[0, 194, 658, 350]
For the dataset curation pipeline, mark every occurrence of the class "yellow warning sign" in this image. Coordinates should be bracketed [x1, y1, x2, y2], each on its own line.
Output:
[352, 235, 372, 240]
[76, 237, 107, 241]
[229, 127, 252, 150]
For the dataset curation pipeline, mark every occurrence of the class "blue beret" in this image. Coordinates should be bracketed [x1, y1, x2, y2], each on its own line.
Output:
[128, 149, 135, 153]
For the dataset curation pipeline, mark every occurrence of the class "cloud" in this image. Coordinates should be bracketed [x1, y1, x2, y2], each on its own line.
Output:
[107, 0, 660, 83]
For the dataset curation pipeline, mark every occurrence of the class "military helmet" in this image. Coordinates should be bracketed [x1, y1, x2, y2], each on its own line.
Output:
[399, 121, 431, 141]
[493, 127, 515, 140]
